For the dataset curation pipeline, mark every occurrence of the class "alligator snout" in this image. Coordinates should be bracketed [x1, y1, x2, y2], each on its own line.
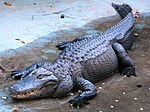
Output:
[111, 3, 118, 9]
[8, 86, 18, 95]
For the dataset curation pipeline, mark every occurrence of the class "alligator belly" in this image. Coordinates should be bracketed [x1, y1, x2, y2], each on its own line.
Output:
[81, 47, 118, 83]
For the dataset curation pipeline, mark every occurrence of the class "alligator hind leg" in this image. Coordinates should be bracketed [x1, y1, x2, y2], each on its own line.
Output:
[112, 43, 136, 77]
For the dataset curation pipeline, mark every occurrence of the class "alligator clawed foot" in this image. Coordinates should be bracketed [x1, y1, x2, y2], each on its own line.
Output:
[10, 69, 27, 79]
[122, 66, 137, 77]
[69, 95, 89, 108]
[56, 41, 71, 50]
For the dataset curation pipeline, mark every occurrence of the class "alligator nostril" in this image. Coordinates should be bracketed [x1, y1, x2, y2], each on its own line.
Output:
[8, 86, 18, 95]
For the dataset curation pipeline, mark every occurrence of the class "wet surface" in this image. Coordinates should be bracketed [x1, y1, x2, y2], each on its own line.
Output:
[0, 13, 150, 112]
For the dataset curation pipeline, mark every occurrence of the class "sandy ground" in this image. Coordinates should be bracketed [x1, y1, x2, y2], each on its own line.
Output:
[0, 11, 150, 112]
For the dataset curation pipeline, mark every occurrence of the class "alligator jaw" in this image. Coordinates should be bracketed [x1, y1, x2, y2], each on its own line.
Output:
[9, 81, 58, 99]
[10, 87, 42, 99]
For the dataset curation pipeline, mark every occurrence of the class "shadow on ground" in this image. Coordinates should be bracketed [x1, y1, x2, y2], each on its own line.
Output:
[0, 12, 150, 112]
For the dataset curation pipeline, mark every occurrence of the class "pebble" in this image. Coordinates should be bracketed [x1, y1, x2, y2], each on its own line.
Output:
[123, 92, 126, 95]
[134, 97, 138, 100]
[60, 14, 65, 18]
[78, 90, 82, 93]
[1, 96, 7, 100]
[148, 88, 150, 90]
[110, 105, 114, 108]
[20, 40, 28, 44]
[99, 111, 103, 112]
[70, 106, 74, 109]
[12, 108, 19, 112]
[115, 100, 119, 102]
[4, 2, 12, 6]
[102, 83, 105, 85]
[50, 4, 55, 8]
[140, 108, 143, 111]
[134, 33, 139, 37]
[99, 87, 102, 89]
[70, 93, 74, 96]
[137, 84, 142, 88]
[123, 75, 127, 77]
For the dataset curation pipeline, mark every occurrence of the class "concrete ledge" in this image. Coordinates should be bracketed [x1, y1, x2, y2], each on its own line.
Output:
[0, 0, 150, 51]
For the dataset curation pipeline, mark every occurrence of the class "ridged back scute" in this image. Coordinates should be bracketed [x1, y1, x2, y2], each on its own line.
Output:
[59, 35, 109, 63]
[104, 12, 134, 41]
[58, 12, 134, 63]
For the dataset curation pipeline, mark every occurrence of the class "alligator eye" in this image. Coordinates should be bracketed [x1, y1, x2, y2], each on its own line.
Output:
[37, 74, 50, 79]
[37, 75, 44, 79]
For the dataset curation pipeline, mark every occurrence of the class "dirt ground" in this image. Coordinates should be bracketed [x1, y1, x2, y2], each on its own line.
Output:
[0, 13, 150, 112]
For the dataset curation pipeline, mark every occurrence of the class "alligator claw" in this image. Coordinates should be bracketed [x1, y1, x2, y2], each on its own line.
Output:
[69, 95, 89, 108]
[10, 70, 27, 79]
[122, 66, 137, 77]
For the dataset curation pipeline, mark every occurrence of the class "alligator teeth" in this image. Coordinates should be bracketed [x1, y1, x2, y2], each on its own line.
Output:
[15, 88, 40, 98]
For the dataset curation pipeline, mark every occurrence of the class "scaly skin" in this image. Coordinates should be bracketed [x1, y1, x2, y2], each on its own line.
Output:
[8, 3, 136, 108]
[56, 3, 134, 51]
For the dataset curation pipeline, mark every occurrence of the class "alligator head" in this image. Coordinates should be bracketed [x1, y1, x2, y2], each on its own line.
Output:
[112, 3, 132, 19]
[8, 67, 59, 99]
[8, 64, 73, 99]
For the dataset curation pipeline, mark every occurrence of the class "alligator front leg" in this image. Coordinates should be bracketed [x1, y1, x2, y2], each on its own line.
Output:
[56, 36, 86, 50]
[56, 35, 93, 50]
[11, 62, 51, 79]
[112, 43, 136, 77]
[56, 41, 72, 50]
[69, 77, 97, 107]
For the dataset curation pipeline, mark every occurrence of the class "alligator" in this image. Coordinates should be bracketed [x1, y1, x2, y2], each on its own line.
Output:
[56, 3, 134, 51]
[8, 3, 136, 107]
